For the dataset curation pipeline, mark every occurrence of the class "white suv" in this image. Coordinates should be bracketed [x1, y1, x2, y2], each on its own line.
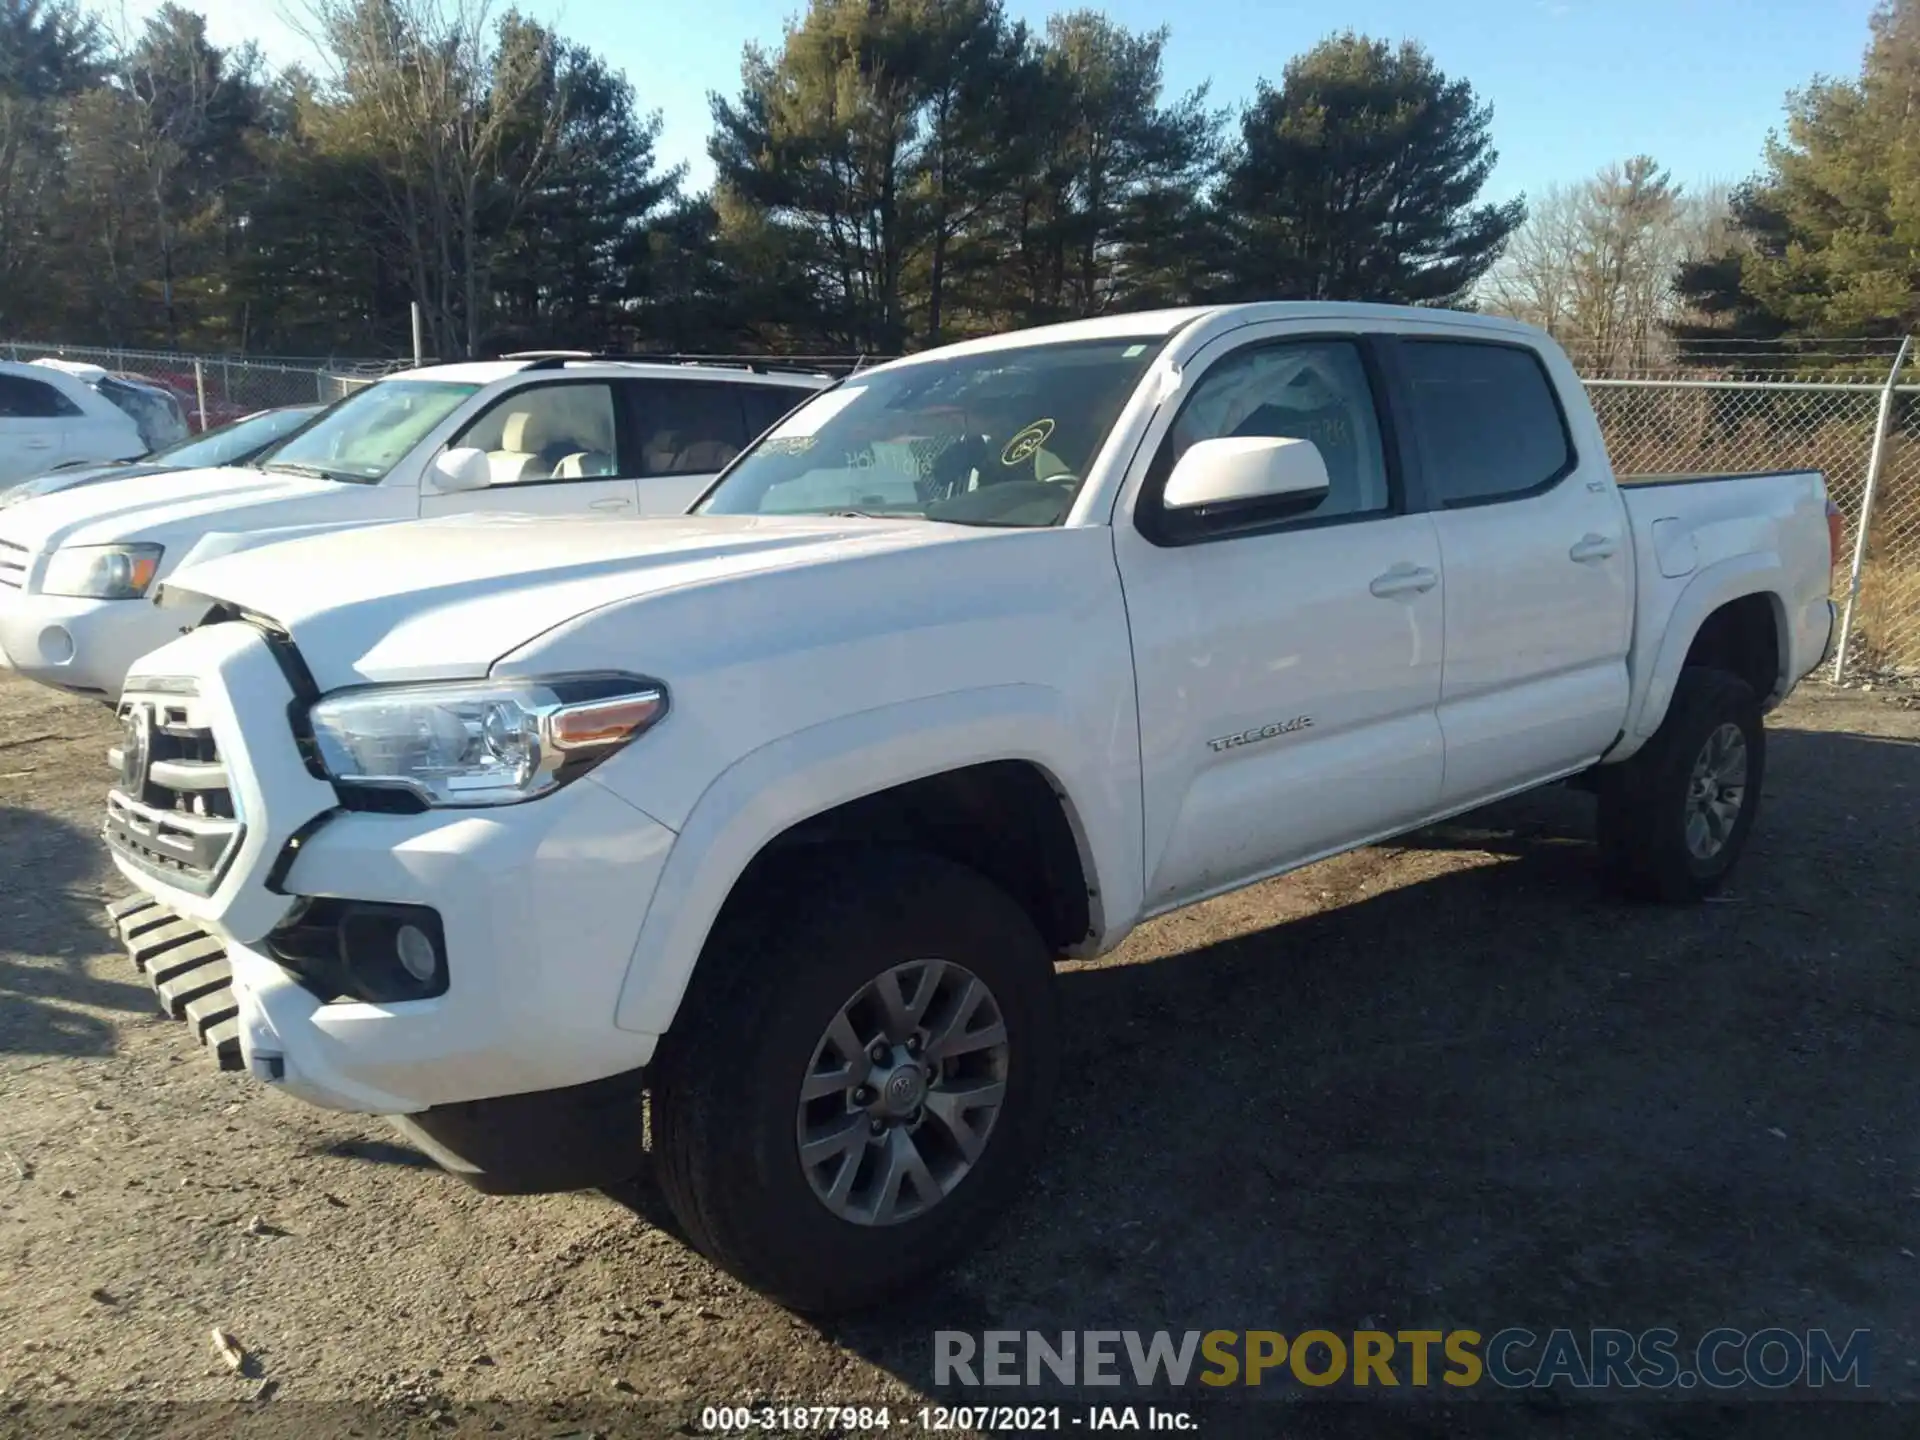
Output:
[0, 360, 153, 483]
[0, 357, 827, 697]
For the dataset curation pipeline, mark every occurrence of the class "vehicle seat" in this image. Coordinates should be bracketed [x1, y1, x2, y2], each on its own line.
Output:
[489, 410, 566, 485]
[553, 451, 615, 479]
[677, 439, 738, 473]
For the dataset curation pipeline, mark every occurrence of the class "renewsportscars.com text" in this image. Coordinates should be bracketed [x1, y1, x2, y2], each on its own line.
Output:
[933, 1328, 1872, 1392]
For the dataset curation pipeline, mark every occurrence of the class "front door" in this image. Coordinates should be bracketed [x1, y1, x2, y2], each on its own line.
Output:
[1113, 333, 1446, 912]
[419, 380, 639, 518]
[1389, 337, 1633, 810]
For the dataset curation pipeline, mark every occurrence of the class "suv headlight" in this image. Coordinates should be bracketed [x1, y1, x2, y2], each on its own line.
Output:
[41, 543, 164, 599]
[307, 673, 667, 808]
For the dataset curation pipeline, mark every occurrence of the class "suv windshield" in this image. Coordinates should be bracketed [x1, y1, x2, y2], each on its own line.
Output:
[258, 380, 478, 483]
[697, 337, 1166, 528]
[150, 405, 323, 469]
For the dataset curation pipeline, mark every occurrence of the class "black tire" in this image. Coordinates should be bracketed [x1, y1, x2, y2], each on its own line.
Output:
[1597, 665, 1766, 903]
[649, 848, 1060, 1314]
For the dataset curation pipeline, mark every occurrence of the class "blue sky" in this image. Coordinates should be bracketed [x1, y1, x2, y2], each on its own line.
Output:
[138, 0, 1881, 203]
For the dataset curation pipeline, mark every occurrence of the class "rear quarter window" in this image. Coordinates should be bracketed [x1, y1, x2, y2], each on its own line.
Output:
[1398, 340, 1574, 506]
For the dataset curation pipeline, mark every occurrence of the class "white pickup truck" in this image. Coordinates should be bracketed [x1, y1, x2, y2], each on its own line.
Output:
[101, 303, 1838, 1314]
[0, 358, 824, 698]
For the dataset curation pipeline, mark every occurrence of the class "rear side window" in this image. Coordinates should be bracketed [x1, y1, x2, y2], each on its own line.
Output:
[1398, 341, 1574, 506]
[0, 375, 82, 419]
[740, 385, 809, 440]
[627, 381, 747, 476]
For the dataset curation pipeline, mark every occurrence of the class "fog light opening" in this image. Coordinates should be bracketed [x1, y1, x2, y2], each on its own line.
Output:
[395, 923, 437, 984]
[38, 624, 74, 666]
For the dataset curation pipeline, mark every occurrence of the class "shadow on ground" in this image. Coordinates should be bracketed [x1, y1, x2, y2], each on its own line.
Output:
[763, 728, 1920, 1434]
[0, 805, 152, 1058]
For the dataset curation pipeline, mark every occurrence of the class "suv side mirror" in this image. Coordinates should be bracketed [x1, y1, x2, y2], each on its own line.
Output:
[1163, 435, 1330, 513]
[428, 446, 491, 494]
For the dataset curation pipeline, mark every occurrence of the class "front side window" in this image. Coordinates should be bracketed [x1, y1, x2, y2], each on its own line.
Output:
[0, 375, 82, 419]
[454, 383, 620, 485]
[1158, 340, 1393, 529]
[1399, 341, 1574, 506]
[260, 380, 479, 483]
[699, 337, 1166, 528]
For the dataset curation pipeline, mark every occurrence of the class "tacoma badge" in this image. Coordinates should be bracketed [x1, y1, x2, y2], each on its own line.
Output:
[1208, 716, 1314, 753]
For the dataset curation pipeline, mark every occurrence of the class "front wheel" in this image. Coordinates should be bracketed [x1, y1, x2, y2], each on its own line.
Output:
[1597, 666, 1766, 902]
[649, 849, 1060, 1313]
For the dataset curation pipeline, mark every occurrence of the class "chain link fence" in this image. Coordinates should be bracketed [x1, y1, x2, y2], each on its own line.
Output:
[1585, 362, 1920, 681]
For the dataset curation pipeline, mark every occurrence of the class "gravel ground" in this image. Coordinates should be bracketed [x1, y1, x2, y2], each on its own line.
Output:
[1, 672, 1918, 1439]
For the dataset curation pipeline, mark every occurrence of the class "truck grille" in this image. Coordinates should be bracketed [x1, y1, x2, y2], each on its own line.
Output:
[0, 537, 26, 589]
[103, 683, 243, 895]
[105, 893, 242, 1070]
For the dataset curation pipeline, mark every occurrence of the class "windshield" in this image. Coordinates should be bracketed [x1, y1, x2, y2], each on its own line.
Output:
[150, 405, 323, 469]
[697, 337, 1166, 528]
[258, 380, 478, 483]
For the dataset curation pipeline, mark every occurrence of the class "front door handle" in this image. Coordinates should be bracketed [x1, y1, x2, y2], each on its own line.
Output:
[1570, 533, 1619, 563]
[23, 438, 51, 450]
[588, 497, 633, 512]
[1369, 563, 1439, 598]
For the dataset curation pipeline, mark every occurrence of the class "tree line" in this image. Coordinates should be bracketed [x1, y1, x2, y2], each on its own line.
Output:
[0, 0, 1912, 363]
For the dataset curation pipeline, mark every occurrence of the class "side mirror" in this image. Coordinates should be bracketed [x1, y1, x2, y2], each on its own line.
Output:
[1163, 435, 1330, 513]
[428, 446, 491, 494]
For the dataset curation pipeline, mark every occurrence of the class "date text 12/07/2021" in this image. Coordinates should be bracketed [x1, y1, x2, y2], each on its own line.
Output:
[697, 1406, 1195, 1432]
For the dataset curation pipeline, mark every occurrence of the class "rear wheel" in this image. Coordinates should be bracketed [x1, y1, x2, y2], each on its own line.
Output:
[1597, 666, 1765, 902]
[649, 849, 1059, 1313]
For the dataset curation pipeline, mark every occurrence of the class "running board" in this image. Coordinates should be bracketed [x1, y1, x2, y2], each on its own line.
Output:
[106, 893, 244, 1071]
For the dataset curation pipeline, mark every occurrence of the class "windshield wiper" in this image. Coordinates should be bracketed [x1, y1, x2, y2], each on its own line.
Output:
[263, 460, 355, 482]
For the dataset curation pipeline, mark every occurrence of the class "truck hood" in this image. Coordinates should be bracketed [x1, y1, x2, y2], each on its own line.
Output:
[158, 511, 985, 688]
[0, 465, 347, 551]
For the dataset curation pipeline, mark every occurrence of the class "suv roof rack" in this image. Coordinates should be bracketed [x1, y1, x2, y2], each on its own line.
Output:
[498, 351, 862, 379]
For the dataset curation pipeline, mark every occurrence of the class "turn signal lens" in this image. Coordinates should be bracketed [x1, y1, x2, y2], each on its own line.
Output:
[549, 692, 666, 751]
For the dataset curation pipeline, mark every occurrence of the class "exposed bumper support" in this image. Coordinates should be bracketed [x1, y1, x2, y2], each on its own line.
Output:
[106, 893, 244, 1071]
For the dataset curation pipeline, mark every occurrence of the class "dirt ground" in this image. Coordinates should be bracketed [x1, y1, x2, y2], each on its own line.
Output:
[2, 672, 1918, 1439]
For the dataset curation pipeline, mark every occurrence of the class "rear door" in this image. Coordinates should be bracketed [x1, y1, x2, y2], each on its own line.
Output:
[1113, 329, 1446, 911]
[0, 373, 79, 481]
[1387, 336, 1633, 810]
[419, 380, 638, 517]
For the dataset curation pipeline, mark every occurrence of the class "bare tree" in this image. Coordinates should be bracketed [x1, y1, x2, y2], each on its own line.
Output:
[1481, 156, 1733, 371]
[294, 0, 565, 357]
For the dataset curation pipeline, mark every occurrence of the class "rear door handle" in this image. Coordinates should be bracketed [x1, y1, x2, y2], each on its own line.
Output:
[23, 438, 51, 450]
[1369, 563, 1439, 598]
[1570, 533, 1619, 562]
[588, 497, 633, 512]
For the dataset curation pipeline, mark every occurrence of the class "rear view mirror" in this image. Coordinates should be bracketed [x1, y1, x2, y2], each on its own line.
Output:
[429, 446, 491, 494]
[1164, 436, 1330, 512]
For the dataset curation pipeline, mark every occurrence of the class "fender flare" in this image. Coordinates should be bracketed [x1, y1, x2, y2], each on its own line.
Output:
[611, 683, 1136, 1037]
[1618, 552, 1787, 757]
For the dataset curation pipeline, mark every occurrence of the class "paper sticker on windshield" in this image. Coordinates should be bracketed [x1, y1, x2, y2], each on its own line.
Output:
[1002, 419, 1055, 467]
[771, 385, 867, 440]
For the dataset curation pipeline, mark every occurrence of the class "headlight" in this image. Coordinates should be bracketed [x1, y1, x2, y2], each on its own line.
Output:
[307, 673, 667, 808]
[41, 543, 164, 599]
